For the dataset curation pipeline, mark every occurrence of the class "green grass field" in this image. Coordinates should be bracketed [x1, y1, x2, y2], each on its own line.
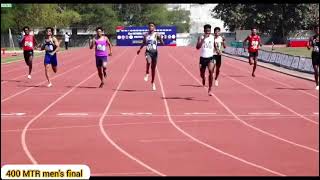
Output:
[1, 52, 45, 64]
[1, 48, 68, 64]
[261, 47, 312, 58]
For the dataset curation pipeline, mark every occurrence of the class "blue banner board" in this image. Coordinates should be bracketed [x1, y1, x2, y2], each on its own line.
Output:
[116, 26, 176, 46]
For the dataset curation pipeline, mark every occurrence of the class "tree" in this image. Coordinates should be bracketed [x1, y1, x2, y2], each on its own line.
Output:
[1, 4, 81, 34]
[212, 3, 319, 42]
[115, 4, 190, 33]
[66, 4, 120, 34]
[1, 4, 192, 35]
[167, 9, 190, 33]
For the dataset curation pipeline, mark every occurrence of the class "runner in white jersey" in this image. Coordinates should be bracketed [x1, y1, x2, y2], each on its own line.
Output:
[137, 22, 164, 91]
[196, 24, 215, 96]
[213, 27, 226, 87]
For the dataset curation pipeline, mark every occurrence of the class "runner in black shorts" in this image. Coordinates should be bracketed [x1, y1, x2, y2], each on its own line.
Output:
[213, 27, 226, 86]
[199, 57, 215, 70]
[196, 24, 216, 96]
[307, 25, 319, 90]
[243, 27, 262, 77]
[137, 22, 164, 91]
[20, 26, 38, 79]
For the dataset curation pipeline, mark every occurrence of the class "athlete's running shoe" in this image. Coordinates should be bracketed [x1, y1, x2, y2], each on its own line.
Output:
[215, 80, 219, 86]
[144, 74, 149, 82]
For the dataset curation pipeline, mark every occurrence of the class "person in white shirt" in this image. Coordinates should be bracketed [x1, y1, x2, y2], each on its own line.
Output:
[64, 32, 71, 50]
[213, 27, 226, 87]
[196, 24, 215, 96]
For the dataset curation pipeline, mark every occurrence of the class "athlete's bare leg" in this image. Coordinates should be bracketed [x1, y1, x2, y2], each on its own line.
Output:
[200, 65, 206, 86]
[208, 62, 215, 96]
[97, 66, 104, 88]
[252, 56, 257, 77]
[313, 64, 319, 87]
[44, 64, 52, 87]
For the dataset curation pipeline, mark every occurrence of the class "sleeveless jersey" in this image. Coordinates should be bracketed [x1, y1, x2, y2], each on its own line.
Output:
[95, 37, 108, 57]
[22, 35, 35, 51]
[43, 38, 57, 54]
[200, 34, 215, 58]
[146, 32, 158, 53]
[247, 35, 260, 53]
[213, 36, 223, 55]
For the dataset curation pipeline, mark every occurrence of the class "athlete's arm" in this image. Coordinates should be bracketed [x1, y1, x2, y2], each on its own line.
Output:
[222, 36, 227, 49]
[243, 36, 249, 51]
[20, 36, 25, 49]
[89, 37, 95, 49]
[307, 36, 312, 50]
[196, 36, 204, 49]
[33, 36, 39, 49]
[258, 36, 262, 49]
[137, 34, 146, 55]
[105, 36, 113, 56]
[52, 37, 60, 54]
[40, 40, 45, 51]
[213, 37, 218, 54]
[158, 33, 164, 45]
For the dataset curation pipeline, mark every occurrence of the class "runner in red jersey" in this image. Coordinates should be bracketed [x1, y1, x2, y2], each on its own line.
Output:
[20, 26, 38, 79]
[243, 27, 262, 77]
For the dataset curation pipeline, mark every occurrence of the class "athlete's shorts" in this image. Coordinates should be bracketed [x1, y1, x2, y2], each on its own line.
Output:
[96, 56, 108, 67]
[44, 53, 58, 66]
[312, 51, 319, 66]
[213, 55, 222, 66]
[23, 50, 34, 64]
[145, 51, 158, 64]
[199, 56, 214, 68]
[249, 51, 258, 58]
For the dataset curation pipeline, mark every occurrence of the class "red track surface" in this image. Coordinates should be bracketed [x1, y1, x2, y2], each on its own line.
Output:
[1, 47, 319, 176]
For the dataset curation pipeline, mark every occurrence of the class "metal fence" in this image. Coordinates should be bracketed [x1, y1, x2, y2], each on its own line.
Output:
[224, 47, 314, 74]
[1, 33, 117, 48]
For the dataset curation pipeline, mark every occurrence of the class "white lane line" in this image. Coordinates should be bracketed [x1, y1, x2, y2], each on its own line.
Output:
[139, 138, 193, 143]
[57, 113, 88, 116]
[98, 54, 165, 176]
[1, 112, 26, 116]
[157, 64, 286, 176]
[169, 53, 319, 153]
[184, 112, 216, 115]
[20, 49, 129, 164]
[248, 113, 281, 115]
[120, 112, 153, 115]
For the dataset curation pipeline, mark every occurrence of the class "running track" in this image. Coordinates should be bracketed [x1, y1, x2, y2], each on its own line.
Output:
[1, 47, 319, 176]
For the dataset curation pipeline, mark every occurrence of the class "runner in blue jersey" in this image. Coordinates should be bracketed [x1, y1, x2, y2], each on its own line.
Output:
[40, 27, 60, 87]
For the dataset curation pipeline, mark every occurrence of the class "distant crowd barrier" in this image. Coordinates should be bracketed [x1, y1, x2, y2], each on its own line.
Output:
[224, 47, 314, 74]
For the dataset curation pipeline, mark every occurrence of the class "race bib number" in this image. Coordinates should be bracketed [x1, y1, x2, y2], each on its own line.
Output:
[45, 44, 53, 51]
[147, 41, 157, 51]
[24, 41, 33, 47]
[215, 42, 221, 50]
[314, 46, 319, 52]
[97, 44, 106, 51]
[203, 41, 213, 49]
[251, 40, 259, 49]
